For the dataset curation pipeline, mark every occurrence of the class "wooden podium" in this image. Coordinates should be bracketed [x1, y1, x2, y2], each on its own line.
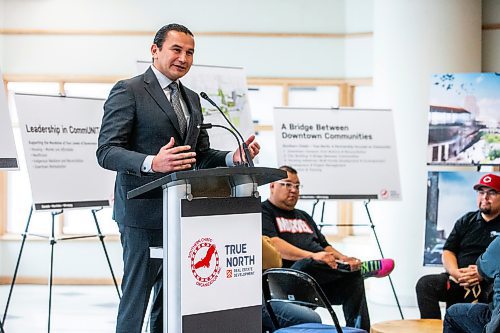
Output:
[128, 167, 286, 333]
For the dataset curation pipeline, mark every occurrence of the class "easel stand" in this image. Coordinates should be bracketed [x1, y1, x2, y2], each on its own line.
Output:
[313, 199, 404, 319]
[2, 206, 121, 333]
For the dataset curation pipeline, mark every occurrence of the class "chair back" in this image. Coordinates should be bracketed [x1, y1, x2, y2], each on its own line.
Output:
[262, 268, 344, 332]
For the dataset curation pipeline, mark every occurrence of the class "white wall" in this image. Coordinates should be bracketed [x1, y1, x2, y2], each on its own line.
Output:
[0, 0, 360, 78]
[2, 0, 499, 291]
[345, 0, 373, 33]
[344, 35, 372, 78]
[482, 0, 500, 71]
[344, 0, 373, 78]
[0, 0, 4, 66]
[0, 0, 372, 280]
[2, 0, 346, 32]
[371, 0, 482, 307]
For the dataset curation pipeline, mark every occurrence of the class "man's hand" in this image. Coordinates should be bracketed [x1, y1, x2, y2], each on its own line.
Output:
[311, 251, 338, 269]
[457, 265, 482, 287]
[232, 134, 260, 165]
[151, 137, 196, 173]
[342, 256, 362, 271]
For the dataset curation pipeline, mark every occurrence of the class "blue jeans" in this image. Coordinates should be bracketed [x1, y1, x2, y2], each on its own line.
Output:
[262, 302, 322, 332]
[443, 303, 491, 333]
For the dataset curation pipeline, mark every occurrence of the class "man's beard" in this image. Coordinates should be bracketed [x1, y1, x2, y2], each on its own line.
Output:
[285, 197, 298, 208]
[480, 206, 492, 215]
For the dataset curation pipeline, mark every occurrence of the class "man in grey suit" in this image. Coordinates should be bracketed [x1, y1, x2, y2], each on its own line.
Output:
[97, 23, 259, 333]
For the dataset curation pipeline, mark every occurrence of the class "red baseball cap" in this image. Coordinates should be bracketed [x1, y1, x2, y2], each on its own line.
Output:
[473, 173, 500, 192]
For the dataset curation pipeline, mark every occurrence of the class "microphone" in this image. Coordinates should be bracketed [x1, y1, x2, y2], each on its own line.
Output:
[200, 92, 254, 167]
[197, 123, 244, 165]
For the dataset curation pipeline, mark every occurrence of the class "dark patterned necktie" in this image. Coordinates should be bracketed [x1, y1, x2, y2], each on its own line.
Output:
[167, 81, 187, 137]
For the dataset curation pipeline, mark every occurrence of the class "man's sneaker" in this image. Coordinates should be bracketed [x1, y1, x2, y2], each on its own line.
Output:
[361, 258, 394, 278]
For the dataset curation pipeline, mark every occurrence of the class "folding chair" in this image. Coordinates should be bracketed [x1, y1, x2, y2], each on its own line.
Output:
[262, 268, 367, 333]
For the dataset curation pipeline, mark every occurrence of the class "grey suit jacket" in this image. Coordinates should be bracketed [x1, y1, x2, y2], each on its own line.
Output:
[97, 67, 228, 229]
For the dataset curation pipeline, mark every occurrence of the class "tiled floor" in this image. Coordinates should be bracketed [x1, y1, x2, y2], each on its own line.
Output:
[0, 285, 118, 332]
[0, 284, 424, 332]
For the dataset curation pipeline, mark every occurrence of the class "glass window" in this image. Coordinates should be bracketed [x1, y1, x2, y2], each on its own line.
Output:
[63, 208, 118, 235]
[7, 129, 54, 234]
[351, 201, 372, 235]
[296, 200, 339, 235]
[61, 82, 118, 234]
[353, 85, 376, 108]
[7, 82, 60, 123]
[247, 85, 283, 125]
[248, 85, 283, 199]
[288, 86, 339, 108]
[64, 83, 114, 99]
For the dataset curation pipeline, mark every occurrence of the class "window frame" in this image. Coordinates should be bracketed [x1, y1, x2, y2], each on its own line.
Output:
[0, 74, 371, 237]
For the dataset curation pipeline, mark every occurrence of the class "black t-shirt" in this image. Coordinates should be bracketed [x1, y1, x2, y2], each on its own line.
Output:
[443, 210, 500, 268]
[261, 200, 331, 267]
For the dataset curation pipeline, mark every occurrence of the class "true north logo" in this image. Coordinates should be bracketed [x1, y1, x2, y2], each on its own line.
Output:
[225, 243, 256, 279]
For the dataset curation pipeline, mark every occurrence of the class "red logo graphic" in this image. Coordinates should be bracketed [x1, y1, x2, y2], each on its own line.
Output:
[189, 238, 221, 287]
[380, 189, 389, 199]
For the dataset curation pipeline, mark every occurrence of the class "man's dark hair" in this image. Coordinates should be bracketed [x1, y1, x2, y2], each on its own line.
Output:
[153, 23, 193, 49]
[279, 165, 298, 174]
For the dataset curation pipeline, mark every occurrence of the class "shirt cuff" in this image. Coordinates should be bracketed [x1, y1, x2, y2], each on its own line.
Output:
[141, 155, 155, 173]
[225, 152, 235, 167]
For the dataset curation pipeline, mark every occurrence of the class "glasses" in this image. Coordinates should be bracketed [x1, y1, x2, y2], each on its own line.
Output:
[477, 189, 499, 198]
[277, 182, 302, 190]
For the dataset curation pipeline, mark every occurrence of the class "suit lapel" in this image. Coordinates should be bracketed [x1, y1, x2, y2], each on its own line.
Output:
[179, 82, 201, 145]
[143, 67, 183, 138]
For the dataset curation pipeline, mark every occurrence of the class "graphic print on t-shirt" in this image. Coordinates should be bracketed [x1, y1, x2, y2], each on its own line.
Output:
[275, 217, 314, 234]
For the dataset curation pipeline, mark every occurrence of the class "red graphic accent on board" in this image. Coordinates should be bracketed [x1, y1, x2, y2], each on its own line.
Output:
[188, 238, 221, 287]
[194, 244, 216, 269]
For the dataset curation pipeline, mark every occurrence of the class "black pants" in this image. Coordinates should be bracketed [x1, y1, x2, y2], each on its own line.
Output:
[416, 273, 491, 319]
[289, 258, 371, 331]
[116, 224, 163, 333]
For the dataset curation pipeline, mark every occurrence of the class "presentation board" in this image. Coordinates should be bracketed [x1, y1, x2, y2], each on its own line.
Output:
[427, 73, 500, 165]
[0, 69, 19, 170]
[273, 107, 401, 200]
[14, 94, 115, 210]
[137, 61, 254, 152]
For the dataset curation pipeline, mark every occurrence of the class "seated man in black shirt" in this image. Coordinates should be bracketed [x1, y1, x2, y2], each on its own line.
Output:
[416, 173, 500, 319]
[262, 165, 393, 331]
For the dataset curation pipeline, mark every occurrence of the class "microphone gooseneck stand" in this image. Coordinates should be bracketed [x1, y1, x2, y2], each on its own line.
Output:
[200, 92, 254, 167]
[198, 123, 243, 166]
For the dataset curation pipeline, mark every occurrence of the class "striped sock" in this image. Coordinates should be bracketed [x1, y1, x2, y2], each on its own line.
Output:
[361, 258, 394, 278]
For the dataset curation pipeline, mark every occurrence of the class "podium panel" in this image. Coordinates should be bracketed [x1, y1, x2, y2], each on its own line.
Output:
[179, 197, 261, 332]
[128, 167, 286, 333]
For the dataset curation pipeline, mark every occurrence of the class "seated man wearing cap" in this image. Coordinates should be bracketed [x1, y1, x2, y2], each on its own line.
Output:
[416, 173, 500, 319]
[262, 165, 395, 331]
